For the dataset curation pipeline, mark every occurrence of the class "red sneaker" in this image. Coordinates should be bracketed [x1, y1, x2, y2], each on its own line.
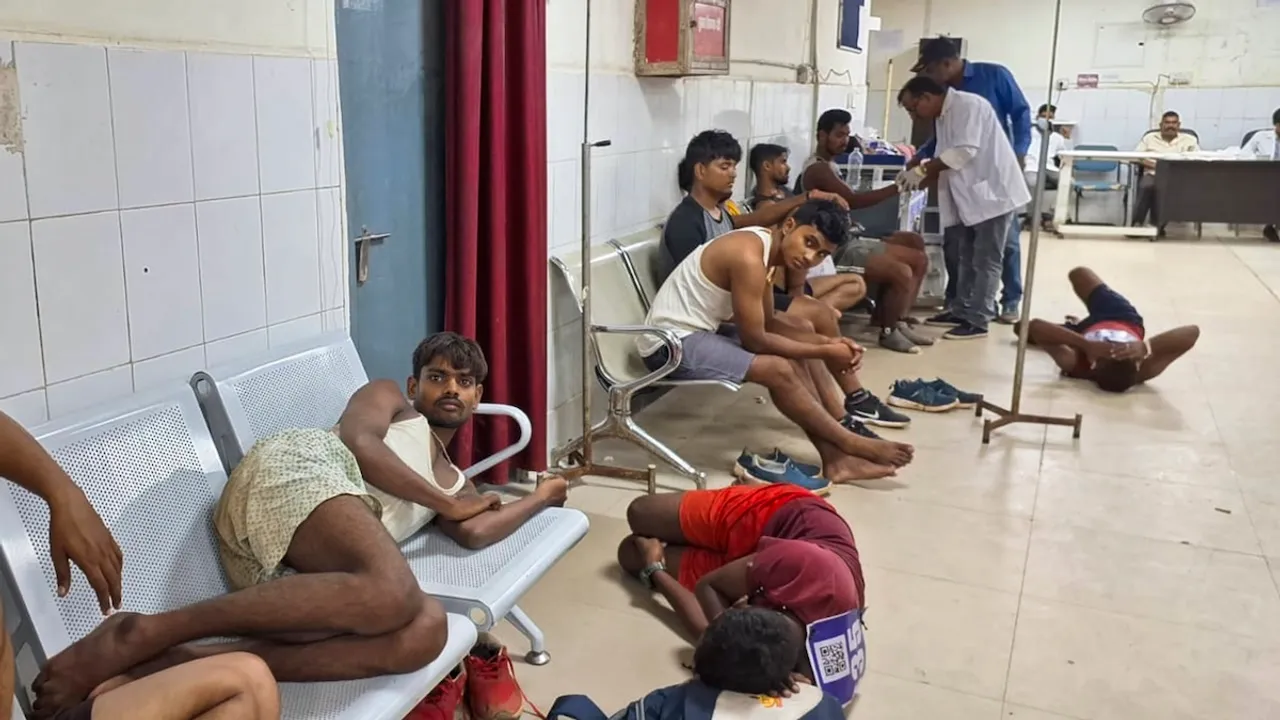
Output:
[464, 634, 526, 720]
[406, 665, 469, 720]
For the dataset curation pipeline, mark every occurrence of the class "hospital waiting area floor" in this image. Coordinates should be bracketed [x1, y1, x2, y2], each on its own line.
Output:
[489, 232, 1280, 719]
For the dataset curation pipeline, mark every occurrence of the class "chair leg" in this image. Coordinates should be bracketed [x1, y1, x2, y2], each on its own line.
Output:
[505, 605, 550, 666]
[618, 415, 706, 489]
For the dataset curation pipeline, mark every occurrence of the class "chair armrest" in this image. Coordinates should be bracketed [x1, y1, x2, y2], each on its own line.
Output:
[834, 265, 866, 275]
[588, 323, 685, 393]
[464, 404, 532, 479]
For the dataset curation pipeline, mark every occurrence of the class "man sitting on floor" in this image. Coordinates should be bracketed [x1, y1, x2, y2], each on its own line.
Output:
[641, 198, 914, 482]
[33, 333, 569, 717]
[0, 411, 282, 720]
[617, 483, 864, 640]
[794, 109, 935, 354]
[748, 142, 868, 320]
[665, 131, 911, 433]
[1021, 267, 1200, 392]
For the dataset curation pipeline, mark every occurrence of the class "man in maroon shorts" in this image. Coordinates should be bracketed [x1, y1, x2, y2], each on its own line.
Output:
[616, 484, 864, 642]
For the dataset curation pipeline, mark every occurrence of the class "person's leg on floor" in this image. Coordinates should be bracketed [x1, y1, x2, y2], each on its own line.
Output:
[946, 215, 1009, 339]
[778, 298, 912, 429]
[1067, 265, 1105, 304]
[928, 225, 965, 326]
[862, 253, 919, 353]
[35, 495, 449, 710]
[879, 235, 934, 346]
[1131, 174, 1156, 227]
[998, 220, 1023, 323]
[744, 355, 912, 467]
[89, 653, 280, 720]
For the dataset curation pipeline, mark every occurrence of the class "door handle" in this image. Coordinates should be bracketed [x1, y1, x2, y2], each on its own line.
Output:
[353, 227, 391, 284]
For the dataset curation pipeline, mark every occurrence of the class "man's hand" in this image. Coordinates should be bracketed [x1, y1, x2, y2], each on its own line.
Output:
[48, 489, 123, 615]
[534, 475, 569, 507]
[905, 154, 923, 171]
[769, 672, 813, 698]
[1082, 341, 1114, 364]
[807, 190, 850, 211]
[824, 337, 863, 374]
[1110, 340, 1149, 362]
[443, 493, 503, 522]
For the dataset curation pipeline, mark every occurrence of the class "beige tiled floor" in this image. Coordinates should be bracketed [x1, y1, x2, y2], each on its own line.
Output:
[496, 232, 1280, 719]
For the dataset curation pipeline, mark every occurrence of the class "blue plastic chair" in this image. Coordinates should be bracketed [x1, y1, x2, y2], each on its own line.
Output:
[1071, 144, 1129, 225]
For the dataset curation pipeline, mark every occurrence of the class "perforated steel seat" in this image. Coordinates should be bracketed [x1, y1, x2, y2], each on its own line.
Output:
[192, 334, 587, 665]
[0, 389, 476, 719]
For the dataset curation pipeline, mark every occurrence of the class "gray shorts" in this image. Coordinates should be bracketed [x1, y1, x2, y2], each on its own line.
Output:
[641, 325, 755, 384]
[833, 237, 887, 269]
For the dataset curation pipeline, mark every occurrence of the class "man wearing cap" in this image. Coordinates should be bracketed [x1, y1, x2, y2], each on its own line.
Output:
[910, 37, 1031, 326]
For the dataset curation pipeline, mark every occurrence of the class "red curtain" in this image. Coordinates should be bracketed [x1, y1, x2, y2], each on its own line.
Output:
[443, 0, 548, 482]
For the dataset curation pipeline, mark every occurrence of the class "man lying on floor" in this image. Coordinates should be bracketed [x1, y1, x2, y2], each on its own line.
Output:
[664, 130, 914, 439]
[641, 198, 914, 483]
[0, 411, 282, 720]
[1021, 266, 1200, 392]
[617, 484, 863, 644]
[33, 332, 570, 715]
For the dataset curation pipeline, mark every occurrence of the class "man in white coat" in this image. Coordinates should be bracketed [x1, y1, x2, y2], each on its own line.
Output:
[1242, 107, 1279, 243]
[897, 76, 1031, 340]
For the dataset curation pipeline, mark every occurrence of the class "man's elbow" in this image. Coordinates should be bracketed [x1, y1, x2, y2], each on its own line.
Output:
[738, 333, 769, 354]
[447, 522, 496, 551]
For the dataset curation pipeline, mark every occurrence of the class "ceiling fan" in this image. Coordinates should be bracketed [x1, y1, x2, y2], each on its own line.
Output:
[1142, 2, 1196, 26]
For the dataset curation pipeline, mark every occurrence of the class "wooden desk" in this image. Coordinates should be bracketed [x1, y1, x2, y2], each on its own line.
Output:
[1155, 159, 1280, 225]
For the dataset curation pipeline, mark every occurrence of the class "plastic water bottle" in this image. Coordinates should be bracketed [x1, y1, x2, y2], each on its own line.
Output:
[847, 147, 864, 189]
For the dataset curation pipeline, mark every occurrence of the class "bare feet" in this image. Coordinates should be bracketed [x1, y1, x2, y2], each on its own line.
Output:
[855, 438, 914, 467]
[823, 455, 897, 483]
[33, 612, 157, 716]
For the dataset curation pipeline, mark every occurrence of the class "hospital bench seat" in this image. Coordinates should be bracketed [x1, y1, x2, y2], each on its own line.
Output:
[0, 388, 477, 720]
[190, 335, 588, 666]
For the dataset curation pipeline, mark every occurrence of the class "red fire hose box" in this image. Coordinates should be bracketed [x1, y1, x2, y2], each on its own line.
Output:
[634, 0, 731, 77]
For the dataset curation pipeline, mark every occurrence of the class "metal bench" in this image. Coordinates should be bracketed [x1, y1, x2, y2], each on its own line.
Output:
[0, 388, 477, 720]
[190, 335, 588, 666]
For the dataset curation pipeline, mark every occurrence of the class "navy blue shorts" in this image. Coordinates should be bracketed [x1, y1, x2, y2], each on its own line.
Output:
[1065, 284, 1144, 333]
[772, 282, 814, 312]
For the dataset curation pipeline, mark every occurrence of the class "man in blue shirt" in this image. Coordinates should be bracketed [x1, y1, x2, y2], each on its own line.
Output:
[908, 38, 1031, 326]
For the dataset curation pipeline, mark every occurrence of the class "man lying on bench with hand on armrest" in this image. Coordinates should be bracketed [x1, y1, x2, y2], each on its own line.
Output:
[31, 333, 567, 717]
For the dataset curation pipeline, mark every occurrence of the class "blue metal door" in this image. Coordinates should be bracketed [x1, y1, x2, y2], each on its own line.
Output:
[337, 0, 445, 383]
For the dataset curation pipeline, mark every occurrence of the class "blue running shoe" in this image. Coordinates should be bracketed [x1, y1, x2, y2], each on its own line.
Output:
[764, 448, 821, 478]
[926, 378, 982, 409]
[733, 451, 831, 495]
[887, 379, 960, 413]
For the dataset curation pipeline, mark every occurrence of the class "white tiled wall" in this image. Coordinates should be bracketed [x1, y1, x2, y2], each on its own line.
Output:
[544, 69, 861, 451]
[0, 39, 346, 427]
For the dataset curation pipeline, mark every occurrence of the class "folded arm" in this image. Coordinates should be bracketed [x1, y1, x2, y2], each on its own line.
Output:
[731, 251, 835, 358]
[435, 478, 560, 549]
[801, 162, 899, 209]
[1138, 325, 1200, 383]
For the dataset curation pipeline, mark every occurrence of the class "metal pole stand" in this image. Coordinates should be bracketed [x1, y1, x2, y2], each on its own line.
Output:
[975, 0, 1082, 446]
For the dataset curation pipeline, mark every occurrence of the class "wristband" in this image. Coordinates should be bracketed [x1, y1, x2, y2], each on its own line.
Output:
[638, 561, 666, 589]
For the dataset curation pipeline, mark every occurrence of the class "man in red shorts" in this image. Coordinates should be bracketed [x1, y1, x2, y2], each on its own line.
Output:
[616, 484, 864, 641]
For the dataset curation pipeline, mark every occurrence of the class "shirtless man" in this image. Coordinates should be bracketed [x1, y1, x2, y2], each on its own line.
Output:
[748, 143, 867, 318]
[795, 109, 934, 354]
[617, 483, 864, 641]
[33, 333, 570, 715]
[641, 198, 914, 482]
[667, 131, 911, 432]
[1022, 267, 1200, 393]
[0, 411, 280, 720]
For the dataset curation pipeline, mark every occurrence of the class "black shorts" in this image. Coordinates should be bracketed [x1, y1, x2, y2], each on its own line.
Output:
[772, 282, 814, 312]
[1065, 284, 1144, 333]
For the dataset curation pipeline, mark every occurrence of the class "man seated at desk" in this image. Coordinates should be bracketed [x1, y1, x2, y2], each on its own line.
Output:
[1242, 107, 1279, 243]
[1131, 111, 1200, 234]
[1024, 105, 1074, 230]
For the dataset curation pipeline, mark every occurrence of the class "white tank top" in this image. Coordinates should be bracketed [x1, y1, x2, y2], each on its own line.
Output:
[638, 227, 773, 357]
[358, 414, 467, 542]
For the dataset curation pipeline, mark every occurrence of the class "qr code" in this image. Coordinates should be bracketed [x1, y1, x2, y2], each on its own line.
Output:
[813, 636, 851, 683]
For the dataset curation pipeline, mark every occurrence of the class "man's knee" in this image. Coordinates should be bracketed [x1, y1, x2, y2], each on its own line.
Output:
[383, 595, 450, 674]
[887, 231, 926, 251]
[217, 653, 280, 711]
[747, 355, 805, 389]
[359, 559, 424, 634]
[777, 311, 816, 334]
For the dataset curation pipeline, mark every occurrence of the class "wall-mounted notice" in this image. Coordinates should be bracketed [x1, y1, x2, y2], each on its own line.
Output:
[1076, 73, 1100, 88]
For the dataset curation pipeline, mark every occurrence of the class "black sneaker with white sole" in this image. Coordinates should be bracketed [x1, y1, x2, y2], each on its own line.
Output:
[840, 414, 882, 439]
[844, 389, 911, 428]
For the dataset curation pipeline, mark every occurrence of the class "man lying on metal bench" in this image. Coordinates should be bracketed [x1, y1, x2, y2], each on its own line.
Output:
[0, 411, 280, 720]
[34, 333, 568, 717]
